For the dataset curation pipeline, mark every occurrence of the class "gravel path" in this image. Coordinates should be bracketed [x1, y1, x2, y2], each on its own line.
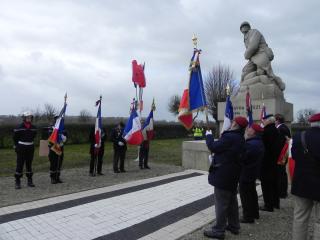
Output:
[180, 193, 317, 240]
[0, 162, 184, 207]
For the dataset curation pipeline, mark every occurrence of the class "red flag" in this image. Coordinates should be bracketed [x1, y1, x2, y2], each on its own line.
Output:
[132, 60, 146, 88]
[178, 89, 193, 130]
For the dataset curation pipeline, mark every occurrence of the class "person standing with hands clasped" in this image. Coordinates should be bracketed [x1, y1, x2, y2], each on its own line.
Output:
[204, 116, 248, 239]
[111, 122, 127, 173]
[13, 111, 37, 189]
[291, 113, 320, 240]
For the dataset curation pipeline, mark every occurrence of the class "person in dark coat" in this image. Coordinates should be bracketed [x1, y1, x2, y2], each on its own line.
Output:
[291, 113, 320, 240]
[13, 111, 37, 189]
[204, 116, 248, 239]
[89, 127, 107, 176]
[139, 139, 150, 169]
[275, 113, 291, 198]
[111, 122, 127, 173]
[240, 123, 265, 223]
[260, 114, 282, 212]
[48, 116, 67, 184]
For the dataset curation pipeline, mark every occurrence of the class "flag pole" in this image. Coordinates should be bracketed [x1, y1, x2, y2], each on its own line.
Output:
[192, 34, 210, 129]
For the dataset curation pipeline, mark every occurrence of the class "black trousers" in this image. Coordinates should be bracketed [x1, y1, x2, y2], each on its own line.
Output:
[139, 146, 149, 167]
[90, 148, 104, 174]
[239, 182, 259, 221]
[212, 187, 240, 236]
[113, 148, 126, 171]
[49, 149, 64, 178]
[15, 144, 34, 179]
[277, 165, 288, 198]
[261, 174, 279, 210]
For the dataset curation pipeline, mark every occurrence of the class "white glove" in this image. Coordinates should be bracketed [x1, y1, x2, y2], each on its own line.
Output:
[206, 130, 212, 136]
[208, 155, 213, 164]
[118, 141, 124, 146]
[61, 134, 67, 143]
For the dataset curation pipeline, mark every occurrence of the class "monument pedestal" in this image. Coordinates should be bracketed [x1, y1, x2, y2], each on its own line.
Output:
[217, 83, 293, 132]
[182, 140, 210, 171]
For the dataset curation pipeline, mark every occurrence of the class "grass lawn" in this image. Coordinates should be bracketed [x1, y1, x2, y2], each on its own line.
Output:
[0, 138, 188, 177]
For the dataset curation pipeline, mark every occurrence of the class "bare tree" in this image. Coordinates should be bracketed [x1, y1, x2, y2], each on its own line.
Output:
[204, 64, 239, 121]
[32, 106, 43, 123]
[167, 95, 181, 116]
[43, 103, 58, 122]
[296, 108, 316, 125]
[79, 109, 92, 123]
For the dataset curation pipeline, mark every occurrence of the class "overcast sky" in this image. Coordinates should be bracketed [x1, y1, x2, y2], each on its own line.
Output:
[0, 0, 319, 121]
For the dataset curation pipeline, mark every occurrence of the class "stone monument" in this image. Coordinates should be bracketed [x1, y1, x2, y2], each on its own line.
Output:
[218, 21, 293, 130]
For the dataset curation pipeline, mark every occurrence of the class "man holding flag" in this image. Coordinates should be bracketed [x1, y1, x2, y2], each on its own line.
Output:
[48, 95, 67, 184]
[139, 101, 155, 170]
[89, 97, 106, 176]
[111, 122, 127, 173]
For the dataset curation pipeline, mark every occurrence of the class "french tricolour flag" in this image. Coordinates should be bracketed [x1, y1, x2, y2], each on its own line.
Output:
[94, 99, 102, 148]
[143, 110, 154, 140]
[246, 90, 253, 126]
[123, 109, 144, 145]
[48, 103, 67, 145]
[221, 96, 233, 133]
[260, 103, 267, 121]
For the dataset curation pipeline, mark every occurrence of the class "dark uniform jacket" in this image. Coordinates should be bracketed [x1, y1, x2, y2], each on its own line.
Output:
[111, 127, 127, 150]
[89, 127, 107, 154]
[240, 136, 265, 183]
[261, 123, 282, 179]
[13, 123, 37, 147]
[278, 123, 291, 148]
[291, 127, 320, 201]
[206, 129, 246, 191]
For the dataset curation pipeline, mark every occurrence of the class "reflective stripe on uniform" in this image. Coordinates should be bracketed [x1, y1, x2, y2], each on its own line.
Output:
[18, 141, 34, 145]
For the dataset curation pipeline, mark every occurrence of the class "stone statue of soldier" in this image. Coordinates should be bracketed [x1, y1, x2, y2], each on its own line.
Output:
[240, 21, 285, 91]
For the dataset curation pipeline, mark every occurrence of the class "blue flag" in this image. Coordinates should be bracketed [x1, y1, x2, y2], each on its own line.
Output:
[189, 49, 207, 111]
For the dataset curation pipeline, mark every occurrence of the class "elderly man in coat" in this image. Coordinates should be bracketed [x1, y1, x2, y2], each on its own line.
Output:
[239, 123, 265, 223]
[204, 116, 248, 239]
[291, 113, 320, 240]
[260, 114, 282, 212]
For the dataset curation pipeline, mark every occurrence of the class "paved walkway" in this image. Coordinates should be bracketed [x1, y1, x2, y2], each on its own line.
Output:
[0, 170, 218, 240]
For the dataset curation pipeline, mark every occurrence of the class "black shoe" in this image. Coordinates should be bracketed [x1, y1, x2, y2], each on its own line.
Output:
[120, 169, 126, 173]
[97, 172, 104, 176]
[203, 230, 225, 239]
[225, 226, 239, 235]
[15, 182, 21, 189]
[259, 206, 274, 212]
[139, 166, 144, 170]
[144, 166, 151, 169]
[240, 218, 254, 224]
[27, 179, 35, 187]
[56, 178, 63, 183]
[114, 170, 120, 173]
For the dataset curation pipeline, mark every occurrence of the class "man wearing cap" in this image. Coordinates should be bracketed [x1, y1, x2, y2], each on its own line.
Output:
[204, 116, 247, 239]
[13, 111, 37, 189]
[111, 122, 127, 173]
[275, 113, 291, 198]
[291, 113, 320, 240]
[239, 123, 264, 223]
[260, 114, 282, 211]
[48, 115, 67, 184]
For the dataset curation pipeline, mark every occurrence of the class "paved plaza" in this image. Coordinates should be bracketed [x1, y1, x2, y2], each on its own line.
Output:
[0, 170, 223, 240]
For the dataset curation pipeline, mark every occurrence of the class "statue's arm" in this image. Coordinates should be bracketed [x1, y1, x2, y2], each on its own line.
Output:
[244, 31, 261, 59]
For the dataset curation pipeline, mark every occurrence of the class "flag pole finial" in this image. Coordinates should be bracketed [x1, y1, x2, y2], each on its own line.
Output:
[226, 84, 230, 96]
[192, 34, 198, 48]
[64, 92, 68, 103]
[151, 98, 156, 111]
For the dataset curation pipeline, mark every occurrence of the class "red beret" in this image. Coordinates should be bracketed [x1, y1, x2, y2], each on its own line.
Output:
[234, 116, 248, 128]
[250, 123, 264, 132]
[309, 113, 320, 122]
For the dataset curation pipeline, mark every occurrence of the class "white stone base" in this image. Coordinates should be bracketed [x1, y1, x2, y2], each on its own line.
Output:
[182, 140, 210, 171]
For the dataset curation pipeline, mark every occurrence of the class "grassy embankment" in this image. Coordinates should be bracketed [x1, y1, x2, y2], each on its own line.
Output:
[0, 138, 188, 177]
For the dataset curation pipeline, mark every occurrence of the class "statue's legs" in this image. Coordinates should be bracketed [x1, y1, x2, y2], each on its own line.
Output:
[241, 61, 256, 82]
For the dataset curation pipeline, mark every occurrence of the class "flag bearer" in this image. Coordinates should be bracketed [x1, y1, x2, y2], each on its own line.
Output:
[48, 115, 67, 184]
[111, 122, 127, 173]
[13, 111, 37, 189]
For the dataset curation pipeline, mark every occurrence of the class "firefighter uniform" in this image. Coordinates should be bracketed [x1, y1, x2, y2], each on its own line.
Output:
[13, 112, 37, 189]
